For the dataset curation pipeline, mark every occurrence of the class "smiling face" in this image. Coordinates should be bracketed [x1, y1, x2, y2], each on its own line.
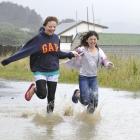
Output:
[86, 35, 98, 48]
[44, 21, 57, 35]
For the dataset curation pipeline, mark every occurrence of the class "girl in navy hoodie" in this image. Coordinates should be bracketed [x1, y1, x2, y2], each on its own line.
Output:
[1, 16, 78, 113]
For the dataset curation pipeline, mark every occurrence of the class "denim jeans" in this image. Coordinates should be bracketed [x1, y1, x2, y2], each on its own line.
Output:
[79, 75, 98, 106]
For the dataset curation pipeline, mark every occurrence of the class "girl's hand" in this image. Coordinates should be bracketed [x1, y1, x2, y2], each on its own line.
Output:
[71, 51, 80, 57]
[1, 59, 9, 66]
[107, 62, 114, 69]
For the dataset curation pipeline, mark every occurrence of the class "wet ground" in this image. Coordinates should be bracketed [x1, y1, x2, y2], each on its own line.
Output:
[0, 79, 140, 140]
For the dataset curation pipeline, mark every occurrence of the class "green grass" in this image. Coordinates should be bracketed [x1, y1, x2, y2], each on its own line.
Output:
[0, 55, 140, 92]
[98, 55, 140, 91]
[59, 65, 78, 83]
[0, 57, 33, 81]
[59, 55, 140, 92]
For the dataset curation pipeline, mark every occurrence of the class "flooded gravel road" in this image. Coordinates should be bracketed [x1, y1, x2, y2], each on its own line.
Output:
[0, 79, 140, 140]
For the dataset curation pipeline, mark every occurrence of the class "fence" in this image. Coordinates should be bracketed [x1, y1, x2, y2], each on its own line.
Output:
[0, 45, 20, 55]
[1, 44, 140, 56]
[100, 45, 140, 56]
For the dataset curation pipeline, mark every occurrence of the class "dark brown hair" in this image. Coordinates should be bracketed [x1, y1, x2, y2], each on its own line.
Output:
[80, 31, 99, 48]
[43, 16, 58, 26]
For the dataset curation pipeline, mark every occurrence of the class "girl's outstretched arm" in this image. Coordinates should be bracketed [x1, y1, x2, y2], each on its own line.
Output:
[99, 48, 114, 68]
[1, 36, 40, 66]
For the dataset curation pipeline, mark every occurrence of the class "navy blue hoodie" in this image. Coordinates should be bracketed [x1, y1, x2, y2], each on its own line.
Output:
[1, 29, 74, 72]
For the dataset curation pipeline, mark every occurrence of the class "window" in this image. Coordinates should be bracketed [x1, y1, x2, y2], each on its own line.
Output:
[60, 36, 73, 43]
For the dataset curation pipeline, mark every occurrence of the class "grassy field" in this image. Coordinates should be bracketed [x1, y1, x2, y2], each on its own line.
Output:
[0, 55, 140, 92]
[0, 57, 33, 81]
[98, 55, 140, 91]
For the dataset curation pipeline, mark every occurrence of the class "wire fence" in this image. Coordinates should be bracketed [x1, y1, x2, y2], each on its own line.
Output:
[0, 45, 20, 56]
[1, 44, 140, 56]
[100, 45, 140, 56]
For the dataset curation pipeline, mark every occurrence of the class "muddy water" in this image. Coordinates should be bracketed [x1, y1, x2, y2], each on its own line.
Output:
[0, 79, 140, 140]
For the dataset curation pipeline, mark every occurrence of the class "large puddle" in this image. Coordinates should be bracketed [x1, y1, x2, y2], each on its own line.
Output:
[0, 79, 140, 140]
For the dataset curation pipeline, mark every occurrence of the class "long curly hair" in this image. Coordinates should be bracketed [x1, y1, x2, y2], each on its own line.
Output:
[80, 31, 99, 48]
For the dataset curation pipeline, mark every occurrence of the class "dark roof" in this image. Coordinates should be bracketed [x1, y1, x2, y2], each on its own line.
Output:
[55, 21, 108, 35]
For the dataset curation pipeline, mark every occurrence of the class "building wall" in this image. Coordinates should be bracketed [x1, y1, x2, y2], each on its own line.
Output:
[60, 43, 71, 51]
[59, 23, 104, 38]
[59, 28, 77, 39]
[76, 23, 104, 33]
[59, 22, 105, 51]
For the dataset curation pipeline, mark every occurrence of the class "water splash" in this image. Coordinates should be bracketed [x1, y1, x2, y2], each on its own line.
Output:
[63, 105, 74, 116]
[74, 108, 101, 125]
[32, 113, 63, 126]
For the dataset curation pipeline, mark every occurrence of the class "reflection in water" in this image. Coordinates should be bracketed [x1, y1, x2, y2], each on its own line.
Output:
[31, 113, 63, 140]
[63, 105, 74, 116]
[0, 80, 140, 140]
[75, 109, 101, 124]
[76, 123, 96, 140]
[73, 110, 101, 140]
[32, 113, 63, 126]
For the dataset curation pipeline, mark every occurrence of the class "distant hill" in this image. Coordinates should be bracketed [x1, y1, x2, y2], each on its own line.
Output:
[0, 2, 42, 31]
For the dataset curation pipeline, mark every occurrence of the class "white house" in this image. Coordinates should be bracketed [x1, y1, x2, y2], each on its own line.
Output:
[55, 20, 108, 51]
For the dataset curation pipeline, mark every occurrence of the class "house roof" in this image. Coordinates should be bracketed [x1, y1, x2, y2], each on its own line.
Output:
[55, 20, 108, 35]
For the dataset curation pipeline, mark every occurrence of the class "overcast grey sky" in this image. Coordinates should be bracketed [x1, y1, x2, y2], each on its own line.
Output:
[0, 0, 140, 33]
